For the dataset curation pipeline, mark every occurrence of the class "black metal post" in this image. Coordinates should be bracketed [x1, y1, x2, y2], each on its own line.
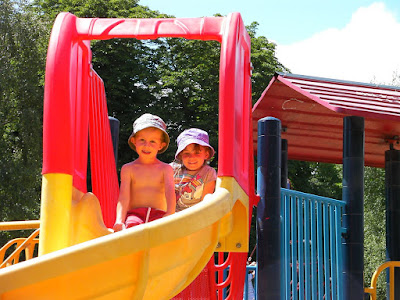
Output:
[256, 117, 281, 299]
[342, 116, 365, 299]
[108, 116, 120, 165]
[281, 139, 288, 188]
[385, 148, 400, 299]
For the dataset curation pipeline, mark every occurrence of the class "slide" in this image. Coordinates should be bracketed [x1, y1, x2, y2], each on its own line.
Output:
[0, 13, 254, 299]
[0, 178, 249, 299]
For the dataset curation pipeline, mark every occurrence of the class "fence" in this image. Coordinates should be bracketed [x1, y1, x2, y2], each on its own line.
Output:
[281, 188, 346, 300]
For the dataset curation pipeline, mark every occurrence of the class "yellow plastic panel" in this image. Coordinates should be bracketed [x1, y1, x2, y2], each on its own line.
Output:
[0, 177, 248, 299]
[216, 177, 249, 252]
[70, 191, 113, 245]
[39, 174, 73, 255]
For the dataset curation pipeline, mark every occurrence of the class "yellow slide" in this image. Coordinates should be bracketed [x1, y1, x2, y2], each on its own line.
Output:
[0, 176, 248, 299]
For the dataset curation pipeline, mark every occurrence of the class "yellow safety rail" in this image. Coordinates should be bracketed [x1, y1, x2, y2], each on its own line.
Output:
[0, 230, 40, 268]
[0, 221, 40, 268]
[365, 261, 400, 300]
[0, 220, 40, 231]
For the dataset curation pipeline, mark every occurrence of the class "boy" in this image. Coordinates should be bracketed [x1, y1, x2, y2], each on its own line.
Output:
[113, 113, 175, 232]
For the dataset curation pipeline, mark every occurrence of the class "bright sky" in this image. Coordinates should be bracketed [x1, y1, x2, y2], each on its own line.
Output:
[139, 0, 400, 85]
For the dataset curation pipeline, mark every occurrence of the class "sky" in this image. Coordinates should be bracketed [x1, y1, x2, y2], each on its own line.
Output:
[138, 0, 400, 85]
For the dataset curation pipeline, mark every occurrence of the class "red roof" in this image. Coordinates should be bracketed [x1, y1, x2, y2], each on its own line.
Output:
[252, 73, 400, 168]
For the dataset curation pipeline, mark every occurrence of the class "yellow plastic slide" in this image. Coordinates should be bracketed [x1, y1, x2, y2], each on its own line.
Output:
[0, 176, 248, 299]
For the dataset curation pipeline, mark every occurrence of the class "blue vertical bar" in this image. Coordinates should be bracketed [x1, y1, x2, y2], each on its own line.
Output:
[291, 195, 298, 300]
[223, 267, 228, 298]
[298, 197, 305, 300]
[254, 264, 258, 300]
[311, 200, 317, 299]
[304, 198, 311, 300]
[244, 269, 248, 300]
[330, 205, 337, 300]
[336, 205, 344, 300]
[317, 201, 324, 300]
[342, 116, 365, 299]
[283, 192, 291, 300]
[256, 117, 281, 299]
[323, 204, 331, 298]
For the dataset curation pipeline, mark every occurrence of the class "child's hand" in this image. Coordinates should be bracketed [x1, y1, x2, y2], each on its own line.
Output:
[113, 222, 126, 232]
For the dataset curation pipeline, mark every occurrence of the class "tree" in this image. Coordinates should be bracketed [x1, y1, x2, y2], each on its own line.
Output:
[364, 166, 386, 298]
[247, 22, 288, 104]
[0, 0, 49, 243]
[288, 161, 342, 199]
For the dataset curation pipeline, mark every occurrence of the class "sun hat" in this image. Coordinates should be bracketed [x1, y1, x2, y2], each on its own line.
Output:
[128, 113, 170, 153]
[175, 128, 215, 160]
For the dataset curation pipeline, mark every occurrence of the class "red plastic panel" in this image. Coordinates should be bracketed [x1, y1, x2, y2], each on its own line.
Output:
[88, 71, 119, 227]
[43, 13, 79, 176]
[76, 17, 224, 41]
[217, 15, 253, 196]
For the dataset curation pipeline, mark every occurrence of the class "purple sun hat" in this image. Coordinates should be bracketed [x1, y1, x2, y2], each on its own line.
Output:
[175, 128, 215, 160]
[128, 113, 170, 153]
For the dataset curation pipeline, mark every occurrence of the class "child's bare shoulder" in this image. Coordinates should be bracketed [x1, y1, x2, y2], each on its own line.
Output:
[157, 161, 173, 173]
[122, 161, 136, 168]
[120, 161, 139, 173]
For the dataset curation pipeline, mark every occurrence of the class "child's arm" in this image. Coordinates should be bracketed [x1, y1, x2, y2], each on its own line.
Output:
[113, 164, 131, 232]
[164, 165, 176, 216]
[201, 180, 216, 200]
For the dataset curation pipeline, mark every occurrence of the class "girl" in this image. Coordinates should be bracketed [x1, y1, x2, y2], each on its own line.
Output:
[170, 128, 217, 299]
[171, 128, 217, 212]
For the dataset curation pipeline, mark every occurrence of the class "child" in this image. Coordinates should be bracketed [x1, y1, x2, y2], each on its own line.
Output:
[113, 113, 176, 232]
[170, 128, 217, 300]
[171, 128, 217, 212]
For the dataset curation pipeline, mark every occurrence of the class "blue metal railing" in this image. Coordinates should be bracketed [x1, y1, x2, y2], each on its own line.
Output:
[281, 188, 346, 300]
[243, 264, 257, 300]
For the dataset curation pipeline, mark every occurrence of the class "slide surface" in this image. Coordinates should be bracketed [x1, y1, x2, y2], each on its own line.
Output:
[0, 177, 248, 299]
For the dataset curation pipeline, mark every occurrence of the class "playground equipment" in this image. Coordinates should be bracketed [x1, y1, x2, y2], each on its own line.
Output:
[3, 10, 400, 299]
[0, 12, 255, 299]
[253, 72, 400, 299]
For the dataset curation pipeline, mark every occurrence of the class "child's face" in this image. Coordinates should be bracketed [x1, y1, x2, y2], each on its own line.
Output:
[131, 127, 166, 159]
[180, 144, 210, 171]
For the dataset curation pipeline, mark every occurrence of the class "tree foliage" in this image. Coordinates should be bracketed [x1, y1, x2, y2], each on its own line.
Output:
[364, 166, 386, 297]
[0, 0, 48, 244]
[288, 161, 342, 199]
[0, 0, 48, 220]
[247, 22, 288, 104]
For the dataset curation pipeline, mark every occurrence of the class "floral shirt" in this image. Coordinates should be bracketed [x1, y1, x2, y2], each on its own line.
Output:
[171, 163, 217, 212]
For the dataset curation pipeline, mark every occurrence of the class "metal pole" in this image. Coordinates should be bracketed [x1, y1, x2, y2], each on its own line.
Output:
[108, 116, 120, 165]
[281, 139, 288, 188]
[256, 117, 281, 299]
[342, 116, 365, 299]
[385, 148, 400, 299]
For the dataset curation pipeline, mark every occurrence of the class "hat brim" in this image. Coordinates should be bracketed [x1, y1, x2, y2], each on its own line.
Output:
[128, 127, 170, 154]
[175, 138, 215, 160]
